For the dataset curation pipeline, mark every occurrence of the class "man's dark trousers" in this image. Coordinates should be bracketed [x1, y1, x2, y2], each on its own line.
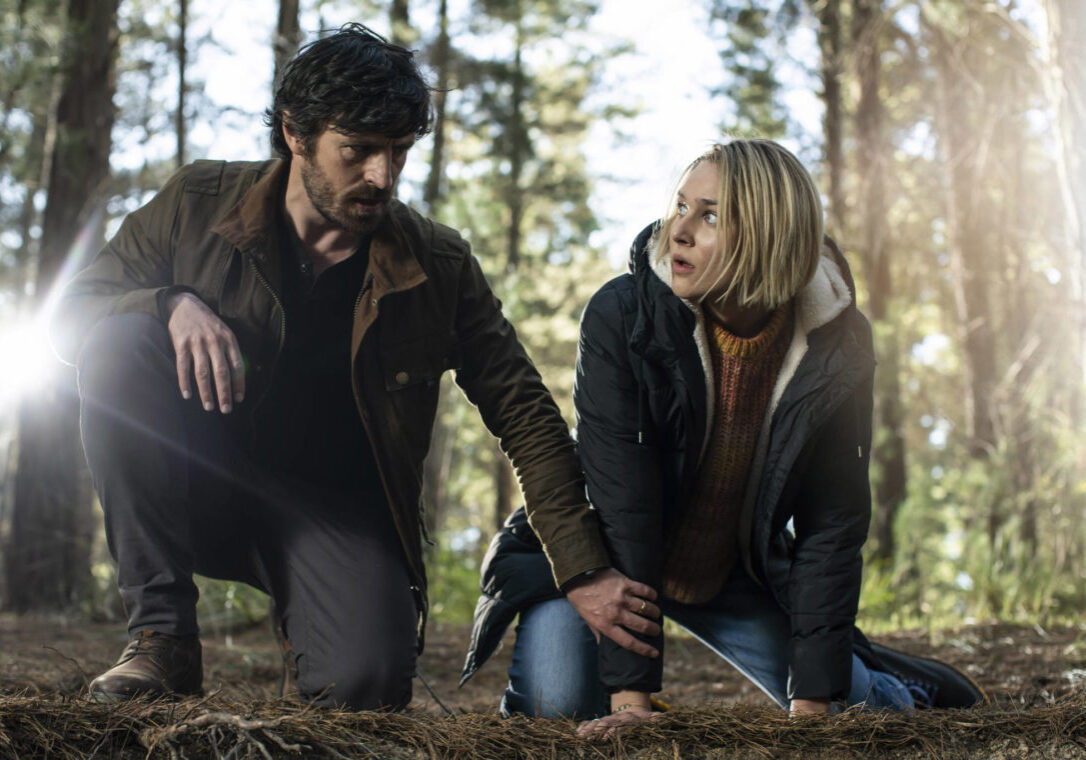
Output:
[77, 312, 417, 709]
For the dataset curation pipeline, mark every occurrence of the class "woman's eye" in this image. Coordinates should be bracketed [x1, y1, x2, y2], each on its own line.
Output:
[676, 201, 689, 216]
[705, 212, 718, 225]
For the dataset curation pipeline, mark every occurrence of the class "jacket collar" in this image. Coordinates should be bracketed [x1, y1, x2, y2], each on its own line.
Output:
[209, 159, 286, 258]
[367, 200, 428, 294]
[209, 158, 426, 291]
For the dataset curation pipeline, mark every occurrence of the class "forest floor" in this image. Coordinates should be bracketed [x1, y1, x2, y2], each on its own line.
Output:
[3, 614, 1086, 758]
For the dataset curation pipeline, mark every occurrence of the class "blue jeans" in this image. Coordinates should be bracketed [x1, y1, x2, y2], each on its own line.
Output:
[502, 569, 913, 718]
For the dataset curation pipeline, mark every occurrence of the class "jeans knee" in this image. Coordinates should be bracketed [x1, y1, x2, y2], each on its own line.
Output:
[504, 598, 604, 719]
[502, 681, 603, 719]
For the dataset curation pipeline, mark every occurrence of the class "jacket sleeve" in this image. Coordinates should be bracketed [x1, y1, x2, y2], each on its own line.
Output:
[49, 169, 192, 364]
[575, 284, 666, 694]
[452, 252, 609, 589]
[786, 374, 873, 701]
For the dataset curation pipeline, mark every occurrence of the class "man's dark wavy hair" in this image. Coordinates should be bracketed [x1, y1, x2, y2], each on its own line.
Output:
[266, 22, 432, 158]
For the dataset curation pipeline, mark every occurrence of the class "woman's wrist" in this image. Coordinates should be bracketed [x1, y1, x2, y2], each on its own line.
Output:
[611, 690, 652, 713]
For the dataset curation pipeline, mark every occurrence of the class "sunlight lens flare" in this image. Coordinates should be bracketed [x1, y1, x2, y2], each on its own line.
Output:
[0, 207, 107, 409]
[0, 319, 57, 409]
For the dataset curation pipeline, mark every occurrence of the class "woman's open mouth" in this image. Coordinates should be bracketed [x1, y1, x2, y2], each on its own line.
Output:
[672, 255, 695, 275]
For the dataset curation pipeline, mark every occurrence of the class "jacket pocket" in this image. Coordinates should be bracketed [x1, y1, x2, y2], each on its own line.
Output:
[380, 332, 457, 392]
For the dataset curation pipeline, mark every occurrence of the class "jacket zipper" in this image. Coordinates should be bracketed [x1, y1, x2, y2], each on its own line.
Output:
[249, 257, 286, 353]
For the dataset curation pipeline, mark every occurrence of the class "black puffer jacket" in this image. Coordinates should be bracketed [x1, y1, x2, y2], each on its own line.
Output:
[463, 225, 875, 701]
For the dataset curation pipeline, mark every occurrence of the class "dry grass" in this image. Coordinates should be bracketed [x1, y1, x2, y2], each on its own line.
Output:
[3, 692, 1086, 759]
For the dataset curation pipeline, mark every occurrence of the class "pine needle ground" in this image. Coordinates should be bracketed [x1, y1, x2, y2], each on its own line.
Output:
[2, 694, 1086, 759]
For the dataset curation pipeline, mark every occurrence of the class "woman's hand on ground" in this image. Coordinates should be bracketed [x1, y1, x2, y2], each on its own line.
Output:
[564, 568, 662, 658]
[576, 706, 659, 740]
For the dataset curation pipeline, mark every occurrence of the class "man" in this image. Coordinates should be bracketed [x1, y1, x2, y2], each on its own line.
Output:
[50, 23, 607, 709]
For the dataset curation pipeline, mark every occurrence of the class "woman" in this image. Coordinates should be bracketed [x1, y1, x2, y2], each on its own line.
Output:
[461, 139, 984, 734]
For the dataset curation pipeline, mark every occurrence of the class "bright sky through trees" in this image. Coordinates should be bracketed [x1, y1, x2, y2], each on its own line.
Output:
[113, 0, 820, 266]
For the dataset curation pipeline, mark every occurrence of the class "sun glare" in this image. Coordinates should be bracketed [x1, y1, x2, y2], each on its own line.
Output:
[0, 320, 59, 409]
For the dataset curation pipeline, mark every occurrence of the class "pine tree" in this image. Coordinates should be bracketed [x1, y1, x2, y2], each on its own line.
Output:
[5, 0, 120, 612]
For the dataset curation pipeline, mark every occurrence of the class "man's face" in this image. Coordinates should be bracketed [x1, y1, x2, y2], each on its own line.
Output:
[297, 128, 415, 235]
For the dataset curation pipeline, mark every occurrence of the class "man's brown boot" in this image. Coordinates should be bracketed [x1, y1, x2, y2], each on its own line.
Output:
[88, 630, 203, 702]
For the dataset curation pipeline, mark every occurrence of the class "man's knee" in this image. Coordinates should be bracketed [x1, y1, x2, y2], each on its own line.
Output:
[300, 650, 414, 710]
[78, 313, 172, 399]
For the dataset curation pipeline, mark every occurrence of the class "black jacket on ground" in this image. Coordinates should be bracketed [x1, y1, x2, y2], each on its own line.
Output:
[463, 225, 876, 701]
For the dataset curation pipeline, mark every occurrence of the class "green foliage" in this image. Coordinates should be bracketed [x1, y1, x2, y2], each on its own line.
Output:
[195, 579, 271, 633]
[0, 0, 63, 300]
[427, 540, 487, 623]
[708, 0, 802, 138]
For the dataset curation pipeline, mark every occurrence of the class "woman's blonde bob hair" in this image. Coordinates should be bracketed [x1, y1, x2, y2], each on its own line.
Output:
[652, 139, 824, 311]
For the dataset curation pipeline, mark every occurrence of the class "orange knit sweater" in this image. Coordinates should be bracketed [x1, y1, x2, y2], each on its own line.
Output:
[662, 303, 795, 604]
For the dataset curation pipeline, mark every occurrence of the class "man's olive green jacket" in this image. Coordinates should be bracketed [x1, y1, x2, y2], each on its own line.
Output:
[51, 158, 607, 643]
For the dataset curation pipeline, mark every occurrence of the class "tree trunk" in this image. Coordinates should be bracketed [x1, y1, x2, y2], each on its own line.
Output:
[419, 0, 452, 550]
[506, 16, 526, 272]
[176, 0, 187, 168]
[5, 0, 120, 613]
[273, 0, 301, 97]
[389, 0, 417, 48]
[811, 0, 845, 235]
[1043, 0, 1086, 419]
[423, 0, 449, 215]
[991, 31, 1040, 559]
[928, 20, 999, 458]
[852, 0, 905, 563]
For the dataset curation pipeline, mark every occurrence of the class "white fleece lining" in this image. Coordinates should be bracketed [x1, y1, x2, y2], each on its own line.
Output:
[650, 245, 854, 577]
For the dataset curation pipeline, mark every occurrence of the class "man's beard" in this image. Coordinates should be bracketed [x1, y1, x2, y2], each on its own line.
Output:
[299, 159, 390, 236]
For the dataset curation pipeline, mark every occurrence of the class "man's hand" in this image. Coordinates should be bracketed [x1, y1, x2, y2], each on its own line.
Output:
[789, 698, 832, 716]
[166, 292, 245, 414]
[565, 568, 661, 658]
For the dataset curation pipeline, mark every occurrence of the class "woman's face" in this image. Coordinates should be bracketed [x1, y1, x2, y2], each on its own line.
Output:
[667, 161, 725, 301]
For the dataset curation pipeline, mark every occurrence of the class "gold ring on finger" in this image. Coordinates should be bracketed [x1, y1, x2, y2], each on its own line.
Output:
[638, 599, 647, 614]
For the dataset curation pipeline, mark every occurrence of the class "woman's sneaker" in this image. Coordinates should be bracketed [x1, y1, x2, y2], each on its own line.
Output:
[870, 642, 987, 708]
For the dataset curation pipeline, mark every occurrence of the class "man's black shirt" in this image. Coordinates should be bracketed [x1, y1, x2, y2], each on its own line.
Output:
[250, 213, 384, 497]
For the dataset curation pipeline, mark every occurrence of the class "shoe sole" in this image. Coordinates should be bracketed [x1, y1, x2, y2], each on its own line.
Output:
[88, 687, 205, 704]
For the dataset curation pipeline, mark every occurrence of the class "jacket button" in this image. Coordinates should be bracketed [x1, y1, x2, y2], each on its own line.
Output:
[395, 371, 410, 385]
